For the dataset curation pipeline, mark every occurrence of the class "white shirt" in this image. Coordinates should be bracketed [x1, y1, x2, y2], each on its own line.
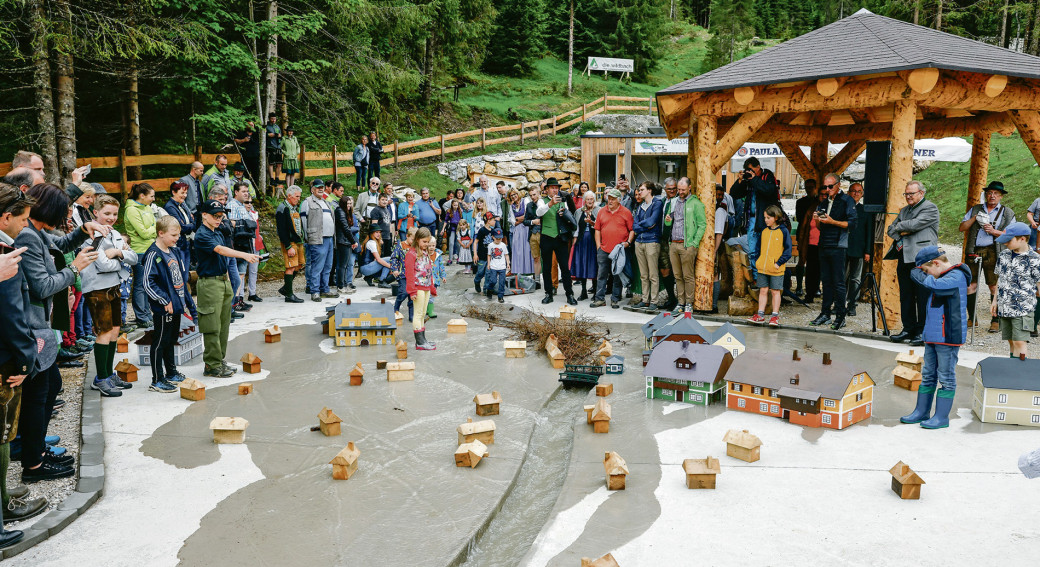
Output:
[715, 206, 728, 235]
[487, 242, 508, 271]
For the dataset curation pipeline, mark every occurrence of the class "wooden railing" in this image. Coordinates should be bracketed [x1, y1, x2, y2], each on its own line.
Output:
[0, 93, 657, 198]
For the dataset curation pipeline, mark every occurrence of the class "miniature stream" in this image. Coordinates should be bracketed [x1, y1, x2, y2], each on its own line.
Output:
[455, 386, 589, 567]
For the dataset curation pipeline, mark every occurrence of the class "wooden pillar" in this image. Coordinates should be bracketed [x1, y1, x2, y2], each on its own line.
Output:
[480, 129, 486, 151]
[537, 120, 542, 140]
[582, 103, 587, 123]
[880, 100, 918, 326]
[300, 143, 307, 180]
[440, 134, 445, 159]
[809, 141, 828, 186]
[693, 114, 717, 311]
[193, 145, 202, 163]
[394, 140, 399, 166]
[963, 132, 991, 256]
[119, 149, 128, 201]
[332, 144, 338, 181]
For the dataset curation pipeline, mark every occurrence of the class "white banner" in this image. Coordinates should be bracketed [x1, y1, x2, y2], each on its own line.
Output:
[633, 137, 688, 154]
[588, 57, 634, 73]
[729, 138, 972, 164]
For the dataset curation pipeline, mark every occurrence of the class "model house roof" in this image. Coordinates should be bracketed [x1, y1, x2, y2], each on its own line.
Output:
[179, 377, 205, 391]
[331, 298, 396, 330]
[641, 311, 678, 339]
[350, 363, 364, 377]
[896, 350, 923, 365]
[473, 392, 501, 405]
[644, 341, 733, 383]
[330, 442, 360, 465]
[210, 417, 248, 431]
[889, 461, 925, 485]
[115, 359, 138, 372]
[683, 456, 721, 475]
[603, 451, 629, 475]
[653, 312, 712, 342]
[605, 355, 625, 365]
[458, 418, 496, 436]
[658, 9, 1040, 96]
[976, 356, 1040, 391]
[712, 322, 745, 345]
[456, 439, 488, 460]
[728, 351, 866, 400]
[265, 325, 281, 336]
[241, 353, 262, 364]
[591, 399, 612, 422]
[722, 429, 761, 450]
[318, 407, 342, 424]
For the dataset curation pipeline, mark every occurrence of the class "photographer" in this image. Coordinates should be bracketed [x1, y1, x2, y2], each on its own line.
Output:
[809, 174, 857, 330]
[730, 157, 780, 280]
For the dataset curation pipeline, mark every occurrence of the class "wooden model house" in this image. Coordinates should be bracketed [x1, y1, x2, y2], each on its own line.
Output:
[447, 318, 468, 333]
[896, 349, 923, 372]
[596, 383, 613, 397]
[326, 298, 397, 347]
[889, 461, 925, 499]
[726, 350, 875, 430]
[644, 340, 733, 405]
[238, 383, 253, 395]
[545, 334, 566, 369]
[240, 353, 262, 374]
[559, 304, 577, 320]
[682, 456, 721, 489]
[376, 359, 388, 370]
[893, 350, 923, 391]
[504, 340, 527, 358]
[604, 355, 625, 374]
[349, 362, 364, 386]
[457, 418, 496, 445]
[179, 377, 206, 401]
[584, 404, 596, 424]
[722, 429, 761, 463]
[395, 311, 405, 328]
[115, 359, 139, 383]
[396, 339, 408, 360]
[640, 311, 680, 365]
[591, 399, 612, 433]
[116, 333, 129, 353]
[330, 442, 360, 480]
[318, 407, 343, 436]
[598, 340, 613, 359]
[473, 391, 502, 416]
[454, 439, 488, 468]
[136, 315, 203, 366]
[264, 325, 282, 343]
[210, 417, 249, 444]
[972, 356, 1040, 426]
[711, 322, 746, 358]
[603, 451, 629, 490]
[386, 361, 415, 382]
[652, 312, 712, 347]
[581, 553, 621, 567]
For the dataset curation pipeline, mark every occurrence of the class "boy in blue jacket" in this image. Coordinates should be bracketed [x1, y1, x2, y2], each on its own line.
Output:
[143, 217, 198, 392]
[901, 245, 971, 429]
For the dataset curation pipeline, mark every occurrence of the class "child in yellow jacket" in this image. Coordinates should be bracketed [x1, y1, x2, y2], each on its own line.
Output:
[748, 205, 792, 326]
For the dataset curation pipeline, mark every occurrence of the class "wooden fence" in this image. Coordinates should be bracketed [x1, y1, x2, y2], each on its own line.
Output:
[0, 93, 657, 200]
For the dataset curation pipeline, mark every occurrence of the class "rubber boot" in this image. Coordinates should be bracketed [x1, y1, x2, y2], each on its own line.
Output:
[900, 386, 935, 424]
[921, 390, 954, 429]
[415, 330, 436, 350]
[427, 301, 437, 319]
[966, 292, 977, 326]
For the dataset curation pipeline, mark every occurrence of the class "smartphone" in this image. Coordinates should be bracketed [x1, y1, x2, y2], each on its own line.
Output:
[82, 164, 91, 176]
[89, 234, 103, 251]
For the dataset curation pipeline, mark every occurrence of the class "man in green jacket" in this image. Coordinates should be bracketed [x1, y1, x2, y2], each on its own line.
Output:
[663, 177, 706, 312]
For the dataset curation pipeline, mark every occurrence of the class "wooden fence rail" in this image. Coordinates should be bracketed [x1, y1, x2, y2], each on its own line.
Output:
[0, 92, 658, 199]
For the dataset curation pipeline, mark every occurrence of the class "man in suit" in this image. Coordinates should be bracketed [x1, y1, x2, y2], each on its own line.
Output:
[886, 179, 940, 345]
[179, 161, 205, 218]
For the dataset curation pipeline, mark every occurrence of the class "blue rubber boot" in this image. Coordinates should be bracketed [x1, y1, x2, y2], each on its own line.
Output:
[921, 390, 955, 429]
[900, 386, 935, 424]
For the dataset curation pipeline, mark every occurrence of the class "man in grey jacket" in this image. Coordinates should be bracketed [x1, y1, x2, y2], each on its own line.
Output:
[887, 180, 940, 344]
[301, 179, 337, 301]
[179, 161, 205, 217]
[958, 180, 1015, 332]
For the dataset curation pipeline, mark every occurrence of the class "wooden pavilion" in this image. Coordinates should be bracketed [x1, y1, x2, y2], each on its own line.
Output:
[656, 9, 1040, 319]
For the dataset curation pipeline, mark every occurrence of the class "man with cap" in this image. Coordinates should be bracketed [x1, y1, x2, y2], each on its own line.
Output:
[591, 188, 634, 308]
[991, 221, 1040, 359]
[534, 177, 578, 305]
[194, 200, 259, 377]
[265, 112, 282, 184]
[231, 161, 256, 198]
[900, 245, 970, 429]
[886, 179, 940, 345]
[301, 179, 337, 301]
[959, 180, 1015, 333]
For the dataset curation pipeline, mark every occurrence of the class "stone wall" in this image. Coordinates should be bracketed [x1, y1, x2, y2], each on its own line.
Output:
[436, 147, 582, 190]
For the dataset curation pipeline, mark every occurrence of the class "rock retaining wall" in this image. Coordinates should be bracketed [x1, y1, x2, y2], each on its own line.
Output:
[437, 147, 582, 189]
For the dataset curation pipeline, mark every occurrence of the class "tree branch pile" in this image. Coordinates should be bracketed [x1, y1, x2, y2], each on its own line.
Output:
[462, 305, 625, 364]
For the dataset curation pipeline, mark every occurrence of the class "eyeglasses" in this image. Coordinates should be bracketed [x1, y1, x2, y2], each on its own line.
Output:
[903, 191, 921, 198]
[823, 184, 837, 189]
[1, 190, 27, 214]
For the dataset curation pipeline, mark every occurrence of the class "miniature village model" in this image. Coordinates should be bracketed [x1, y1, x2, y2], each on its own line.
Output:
[458, 418, 496, 445]
[474, 391, 502, 416]
[396, 340, 408, 360]
[455, 440, 488, 468]
[890, 461, 925, 500]
[116, 333, 129, 353]
[238, 383, 253, 395]
[179, 377, 206, 401]
[726, 350, 874, 430]
[115, 359, 139, 383]
[349, 362, 364, 386]
[640, 312, 745, 366]
[210, 417, 249, 444]
[545, 334, 566, 369]
[325, 298, 397, 347]
[590, 398, 612, 433]
[330, 442, 360, 480]
[893, 350, 923, 391]
[722, 429, 761, 463]
[972, 356, 1040, 426]
[504, 340, 527, 358]
[318, 407, 343, 436]
[604, 355, 624, 374]
[596, 383, 613, 397]
[240, 353, 262, 374]
[386, 361, 415, 382]
[264, 325, 282, 343]
[559, 304, 576, 320]
[644, 340, 733, 405]
[136, 315, 203, 366]
[603, 451, 628, 490]
[682, 457, 721, 489]
[447, 318, 468, 333]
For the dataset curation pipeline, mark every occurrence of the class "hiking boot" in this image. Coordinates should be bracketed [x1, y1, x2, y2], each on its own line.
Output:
[204, 364, 233, 378]
[311, 293, 321, 302]
[110, 374, 133, 389]
[321, 291, 338, 298]
[988, 320, 999, 333]
[21, 461, 74, 483]
[810, 313, 831, 326]
[747, 313, 766, 324]
[590, 300, 606, 308]
[90, 376, 123, 397]
[8, 484, 29, 499]
[3, 495, 47, 524]
[149, 380, 177, 393]
[830, 315, 847, 330]
[248, 294, 263, 302]
[221, 362, 238, 375]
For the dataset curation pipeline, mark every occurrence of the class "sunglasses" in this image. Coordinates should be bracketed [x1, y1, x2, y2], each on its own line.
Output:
[823, 184, 837, 189]
[1, 190, 27, 214]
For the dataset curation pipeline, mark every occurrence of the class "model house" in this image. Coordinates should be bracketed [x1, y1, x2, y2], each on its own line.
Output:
[605, 355, 625, 374]
[603, 451, 628, 490]
[559, 305, 576, 320]
[386, 361, 415, 382]
[711, 322, 746, 358]
[596, 383, 613, 397]
[474, 391, 502, 416]
[890, 461, 924, 499]
[458, 418, 496, 445]
[454, 440, 488, 468]
[726, 350, 875, 430]
[893, 350, 923, 391]
[137, 315, 203, 366]
[447, 318, 468, 333]
[318, 407, 342, 436]
[179, 377, 206, 401]
[349, 362, 364, 386]
[238, 383, 253, 395]
[396, 339, 408, 359]
[644, 340, 734, 405]
[722, 429, 761, 463]
[504, 340, 527, 358]
[591, 399, 612, 433]
[330, 442, 360, 480]
[545, 334, 566, 369]
[116, 333, 129, 353]
[581, 553, 621, 567]
[210, 417, 249, 444]
[326, 298, 397, 347]
[115, 359, 139, 383]
[682, 456, 721, 489]
[641, 311, 679, 351]
[652, 312, 712, 347]
[264, 325, 281, 343]
[972, 356, 1040, 427]
[240, 353, 262, 374]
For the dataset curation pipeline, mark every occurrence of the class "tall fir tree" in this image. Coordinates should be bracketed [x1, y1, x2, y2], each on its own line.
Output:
[483, 0, 547, 77]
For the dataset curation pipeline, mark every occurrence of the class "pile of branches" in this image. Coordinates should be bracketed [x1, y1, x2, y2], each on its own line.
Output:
[462, 306, 624, 364]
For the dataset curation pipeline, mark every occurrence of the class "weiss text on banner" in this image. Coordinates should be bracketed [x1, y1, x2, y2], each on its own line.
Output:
[588, 57, 635, 73]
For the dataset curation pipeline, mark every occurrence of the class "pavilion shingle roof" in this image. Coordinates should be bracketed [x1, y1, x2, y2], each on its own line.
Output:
[659, 9, 1040, 95]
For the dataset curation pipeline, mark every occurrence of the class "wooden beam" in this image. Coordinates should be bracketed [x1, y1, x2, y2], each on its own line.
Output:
[824, 141, 867, 175]
[816, 77, 848, 97]
[810, 141, 828, 186]
[733, 86, 760, 106]
[810, 111, 833, 126]
[710, 111, 774, 173]
[657, 92, 702, 139]
[881, 100, 918, 327]
[898, 67, 940, 93]
[963, 132, 991, 256]
[825, 112, 1015, 142]
[777, 142, 816, 181]
[847, 108, 872, 123]
[693, 114, 718, 311]
[1010, 110, 1040, 166]
[944, 71, 1008, 99]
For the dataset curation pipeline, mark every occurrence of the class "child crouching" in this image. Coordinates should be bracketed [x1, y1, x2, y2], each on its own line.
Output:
[143, 216, 198, 392]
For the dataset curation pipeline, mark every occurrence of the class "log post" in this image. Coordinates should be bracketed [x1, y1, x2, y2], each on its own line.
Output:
[582, 103, 587, 123]
[394, 140, 399, 166]
[963, 132, 991, 256]
[552, 116, 557, 135]
[440, 134, 445, 159]
[332, 144, 338, 181]
[193, 145, 202, 163]
[710, 111, 774, 173]
[777, 142, 816, 182]
[119, 149, 128, 202]
[300, 143, 307, 181]
[809, 141, 828, 187]
[880, 100, 918, 326]
[480, 129, 486, 151]
[693, 114, 718, 311]
[537, 120, 542, 140]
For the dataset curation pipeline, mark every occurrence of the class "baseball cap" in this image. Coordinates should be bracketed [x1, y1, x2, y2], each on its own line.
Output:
[199, 199, 229, 215]
[493, 228, 503, 239]
[484, 212, 495, 221]
[914, 245, 944, 267]
[311, 178, 325, 188]
[996, 221, 1031, 244]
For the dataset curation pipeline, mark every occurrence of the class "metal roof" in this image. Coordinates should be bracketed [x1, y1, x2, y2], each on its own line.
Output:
[653, 313, 712, 342]
[727, 351, 867, 400]
[644, 341, 733, 383]
[976, 357, 1040, 391]
[712, 322, 745, 346]
[659, 9, 1040, 96]
[641, 311, 679, 339]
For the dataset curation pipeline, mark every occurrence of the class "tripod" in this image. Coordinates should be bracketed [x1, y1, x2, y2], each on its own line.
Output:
[863, 271, 889, 335]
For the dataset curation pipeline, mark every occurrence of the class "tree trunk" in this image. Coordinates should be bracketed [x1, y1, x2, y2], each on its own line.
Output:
[1032, 0, 1040, 54]
[261, 0, 278, 195]
[1000, 0, 1010, 47]
[567, 0, 574, 97]
[422, 35, 434, 106]
[278, 76, 288, 129]
[127, 65, 143, 180]
[670, 0, 676, 19]
[54, 0, 77, 188]
[913, 0, 919, 25]
[935, 0, 943, 31]
[29, 0, 58, 183]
